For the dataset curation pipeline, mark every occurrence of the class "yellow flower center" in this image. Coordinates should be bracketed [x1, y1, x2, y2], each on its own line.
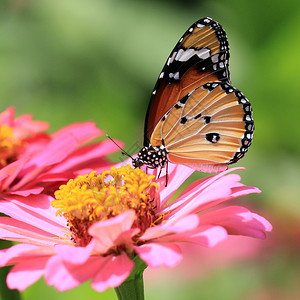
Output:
[0, 125, 22, 168]
[52, 165, 160, 247]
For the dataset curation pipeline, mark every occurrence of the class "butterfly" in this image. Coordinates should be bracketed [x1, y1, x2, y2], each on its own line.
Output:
[132, 17, 254, 177]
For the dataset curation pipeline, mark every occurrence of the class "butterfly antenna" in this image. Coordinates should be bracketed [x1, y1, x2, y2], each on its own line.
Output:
[105, 134, 134, 160]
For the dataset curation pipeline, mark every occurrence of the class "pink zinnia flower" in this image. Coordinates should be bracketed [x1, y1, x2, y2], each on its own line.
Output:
[0, 163, 271, 293]
[0, 107, 48, 168]
[0, 107, 121, 197]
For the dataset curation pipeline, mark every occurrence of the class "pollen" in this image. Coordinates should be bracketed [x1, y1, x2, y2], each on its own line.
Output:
[0, 124, 22, 168]
[52, 165, 160, 246]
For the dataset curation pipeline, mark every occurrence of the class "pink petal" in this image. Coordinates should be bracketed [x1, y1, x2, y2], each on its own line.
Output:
[14, 122, 103, 189]
[9, 187, 44, 196]
[0, 195, 67, 236]
[91, 252, 134, 292]
[199, 206, 272, 239]
[73, 158, 112, 176]
[165, 173, 240, 213]
[29, 134, 79, 166]
[163, 169, 260, 223]
[51, 122, 102, 143]
[112, 228, 140, 252]
[45, 255, 112, 291]
[230, 184, 261, 198]
[30, 172, 73, 186]
[186, 225, 228, 247]
[157, 225, 228, 248]
[18, 134, 50, 159]
[251, 213, 273, 232]
[157, 163, 194, 206]
[162, 212, 200, 229]
[140, 214, 200, 240]
[134, 242, 182, 268]
[14, 115, 49, 138]
[0, 160, 24, 191]
[49, 140, 124, 174]
[6, 256, 48, 291]
[14, 136, 80, 189]
[0, 107, 15, 125]
[0, 216, 64, 246]
[89, 210, 136, 253]
[0, 244, 46, 266]
[54, 242, 94, 264]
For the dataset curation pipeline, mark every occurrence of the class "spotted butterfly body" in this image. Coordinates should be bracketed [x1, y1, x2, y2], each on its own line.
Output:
[133, 17, 254, 173]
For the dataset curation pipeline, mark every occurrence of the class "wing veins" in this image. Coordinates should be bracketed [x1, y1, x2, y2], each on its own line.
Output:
[169, 153, 228, 164]
[184, 30, 223, 49]
[167, 131, 243, 148]
[162, 84, 221, 140]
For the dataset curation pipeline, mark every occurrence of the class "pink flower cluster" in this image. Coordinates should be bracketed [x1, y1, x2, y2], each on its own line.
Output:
[0, 107, 121, 197]
[0, 108, 272, 293]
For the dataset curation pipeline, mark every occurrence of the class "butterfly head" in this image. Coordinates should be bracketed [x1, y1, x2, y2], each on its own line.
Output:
[133, 145, 168, 169]
[132, 157, 144, 168]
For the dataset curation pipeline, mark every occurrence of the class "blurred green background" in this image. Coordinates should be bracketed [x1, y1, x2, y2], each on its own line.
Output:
[1, 0, 300, 299]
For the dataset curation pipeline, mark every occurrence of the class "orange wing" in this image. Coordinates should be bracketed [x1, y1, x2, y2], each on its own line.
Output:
[150, 82, 254, 173]
[144, 17, 230, 146]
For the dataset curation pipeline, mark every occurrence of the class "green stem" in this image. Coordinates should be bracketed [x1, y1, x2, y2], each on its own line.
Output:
[114, 255, 147, 300]
[114, 272, 144, 300]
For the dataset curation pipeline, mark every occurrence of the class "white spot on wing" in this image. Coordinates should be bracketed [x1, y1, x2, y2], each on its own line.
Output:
[167, 51, 177, 66]
[169, 72, 180, 80]
[174, 72, 179, 80]
[211, 54, 219, 63]
[174, 48, 211, 62]
[195, 48, 211, 60]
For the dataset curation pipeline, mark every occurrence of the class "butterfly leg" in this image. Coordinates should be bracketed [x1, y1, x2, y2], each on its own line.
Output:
[156, 162, 168, 186]
[165, 160, 169, 187]
[157, 167, 162, 180]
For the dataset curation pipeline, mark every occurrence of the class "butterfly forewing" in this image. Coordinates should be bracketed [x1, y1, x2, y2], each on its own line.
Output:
[144, 17, 230, 145]
[150, 82, 254, 171]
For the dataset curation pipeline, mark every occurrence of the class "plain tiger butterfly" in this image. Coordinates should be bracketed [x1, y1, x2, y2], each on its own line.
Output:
[112, 17, 254, 179]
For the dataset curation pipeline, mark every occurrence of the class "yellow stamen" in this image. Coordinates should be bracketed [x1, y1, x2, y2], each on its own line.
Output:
[0, 124, 22, 168]
[52, 165, 159, 247]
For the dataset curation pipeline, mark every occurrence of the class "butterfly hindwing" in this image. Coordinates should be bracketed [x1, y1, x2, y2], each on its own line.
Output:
[150, 82, 254, 172]
[144, 17, 231, 145]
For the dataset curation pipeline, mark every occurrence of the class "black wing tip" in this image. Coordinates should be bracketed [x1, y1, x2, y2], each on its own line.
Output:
[194, 17, 223, 28]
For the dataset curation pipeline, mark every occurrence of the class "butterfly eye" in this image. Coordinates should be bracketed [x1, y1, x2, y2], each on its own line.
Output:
[133, 159, 144, 169]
